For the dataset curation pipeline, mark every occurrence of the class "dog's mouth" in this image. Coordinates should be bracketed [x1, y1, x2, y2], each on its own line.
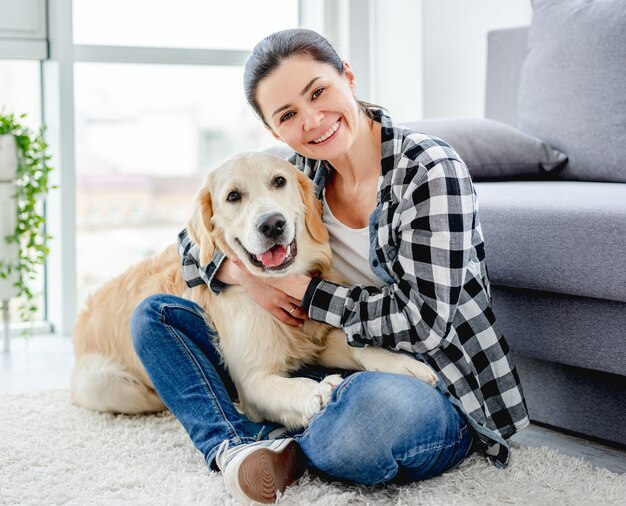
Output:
[238, 237, 298, 272]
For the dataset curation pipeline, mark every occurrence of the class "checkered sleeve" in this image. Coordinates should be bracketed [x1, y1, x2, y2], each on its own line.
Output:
[177, 228, 229, 295]
[307, 157, 476, 355]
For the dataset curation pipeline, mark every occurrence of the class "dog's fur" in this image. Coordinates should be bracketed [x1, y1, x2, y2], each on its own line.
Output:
[71, 152, 437, 429]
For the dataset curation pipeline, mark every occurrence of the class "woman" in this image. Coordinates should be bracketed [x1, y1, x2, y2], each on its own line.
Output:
[131, 28, 529, 505]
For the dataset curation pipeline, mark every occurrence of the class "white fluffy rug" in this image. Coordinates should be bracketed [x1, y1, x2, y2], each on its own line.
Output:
[1, 390, 625, 506]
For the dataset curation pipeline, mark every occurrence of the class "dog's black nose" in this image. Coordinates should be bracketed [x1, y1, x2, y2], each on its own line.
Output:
[258, 213, 286, 239]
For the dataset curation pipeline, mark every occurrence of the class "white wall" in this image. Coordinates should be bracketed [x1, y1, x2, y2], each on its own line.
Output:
[421, 0, 532, 118]
[343, 0, 531, 121]
[372, 0, 423, 122]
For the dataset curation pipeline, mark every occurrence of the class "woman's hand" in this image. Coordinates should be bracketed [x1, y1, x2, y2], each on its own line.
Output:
[262, 271, 312, 301]
[218, 257, 309, 327]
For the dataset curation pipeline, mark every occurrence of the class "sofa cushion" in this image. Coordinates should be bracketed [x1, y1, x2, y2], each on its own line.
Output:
[511, 353, 626, 447]
[475, 181, 626, 303]
[518, 0, 626, 183]
[493, 286, 626, 377]
[402, 117, 567, 181]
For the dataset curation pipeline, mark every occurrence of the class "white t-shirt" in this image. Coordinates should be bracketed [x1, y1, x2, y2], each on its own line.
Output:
[322, 190, 385, 288]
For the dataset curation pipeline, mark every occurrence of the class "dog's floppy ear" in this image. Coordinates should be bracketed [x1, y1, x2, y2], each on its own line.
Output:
[296, 169, 329, 244]
[185, 185, 215, 265]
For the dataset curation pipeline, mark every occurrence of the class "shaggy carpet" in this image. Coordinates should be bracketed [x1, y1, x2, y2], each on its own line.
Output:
[1, 390, 624, 506]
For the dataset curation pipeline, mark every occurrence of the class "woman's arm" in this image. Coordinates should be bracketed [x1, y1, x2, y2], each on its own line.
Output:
[178, 229, 307, 326]
[225, 258, 308, 326]
[178, 228, 229, 294]
[214, 256, 243, 285]
[181, 235, 307, 327]
[269, 157, 476, 354]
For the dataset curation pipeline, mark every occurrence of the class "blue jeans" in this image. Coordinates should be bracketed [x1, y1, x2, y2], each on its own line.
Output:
[130, 294, 474, 485]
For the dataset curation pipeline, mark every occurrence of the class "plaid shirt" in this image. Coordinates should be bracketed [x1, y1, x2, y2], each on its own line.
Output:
[178, 109, 529, 467]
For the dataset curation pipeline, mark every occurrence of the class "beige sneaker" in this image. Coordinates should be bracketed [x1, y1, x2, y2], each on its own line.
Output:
[215, 438, 305, 505]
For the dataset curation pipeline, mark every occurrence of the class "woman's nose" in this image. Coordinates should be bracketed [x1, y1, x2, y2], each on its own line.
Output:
[302, 107, 323, 131]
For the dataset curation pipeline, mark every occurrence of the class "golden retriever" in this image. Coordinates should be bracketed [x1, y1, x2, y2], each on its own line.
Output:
[71, 152, 437, 429]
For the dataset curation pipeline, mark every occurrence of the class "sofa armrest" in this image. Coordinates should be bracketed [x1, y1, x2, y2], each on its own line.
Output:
[485, 26, 528, 127]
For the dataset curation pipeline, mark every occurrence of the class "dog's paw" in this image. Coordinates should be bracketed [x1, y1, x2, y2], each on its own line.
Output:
[356, 347, 439, 387]
[301, 374, 343, 426]
[317, 374, 344, 407]
[397, 356, 438, 386]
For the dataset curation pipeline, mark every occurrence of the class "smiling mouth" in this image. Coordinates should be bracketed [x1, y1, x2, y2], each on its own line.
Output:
[310, 118, 341, 144]
[237, 237, 298, 272]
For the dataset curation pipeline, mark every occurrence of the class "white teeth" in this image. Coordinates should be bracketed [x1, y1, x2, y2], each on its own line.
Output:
[312, 120, 340, 144]
[286, 244, 291, 257]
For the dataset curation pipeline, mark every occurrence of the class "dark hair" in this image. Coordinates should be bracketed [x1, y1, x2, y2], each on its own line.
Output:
[243, 28, 383, 127]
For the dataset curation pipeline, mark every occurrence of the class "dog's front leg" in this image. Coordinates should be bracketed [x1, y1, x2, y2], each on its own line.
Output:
[240, 374, 343, 430]
[317, 329, 438, 386]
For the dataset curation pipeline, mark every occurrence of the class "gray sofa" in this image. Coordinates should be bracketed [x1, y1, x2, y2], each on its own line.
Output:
[470, 23, 626, 446]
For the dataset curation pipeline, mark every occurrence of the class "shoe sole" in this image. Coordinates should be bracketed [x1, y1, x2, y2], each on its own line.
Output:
[238, 440, 305, 504]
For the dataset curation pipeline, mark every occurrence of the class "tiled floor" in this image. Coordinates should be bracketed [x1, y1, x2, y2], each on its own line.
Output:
[2, 334, 625, 474]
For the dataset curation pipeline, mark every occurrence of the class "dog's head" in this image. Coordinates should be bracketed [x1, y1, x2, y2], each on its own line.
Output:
[186, 152, 331, 278]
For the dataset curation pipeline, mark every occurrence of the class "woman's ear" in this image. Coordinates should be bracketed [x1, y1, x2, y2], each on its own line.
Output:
[296, 169, 329, 245]
[186, 184, 215, 265]
[343, 62, 356, 91]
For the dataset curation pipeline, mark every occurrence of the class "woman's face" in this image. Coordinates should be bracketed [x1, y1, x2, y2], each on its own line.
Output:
[255, 55, 361, 161]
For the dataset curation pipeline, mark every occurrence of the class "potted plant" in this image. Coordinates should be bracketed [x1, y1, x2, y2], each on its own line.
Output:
[0, 111, 55, 344]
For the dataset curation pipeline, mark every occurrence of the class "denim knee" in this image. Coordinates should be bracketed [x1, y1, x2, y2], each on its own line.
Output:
[130, 293, 177, 356]
[333, 371, 449, 443]
[299, 371, 455, 485]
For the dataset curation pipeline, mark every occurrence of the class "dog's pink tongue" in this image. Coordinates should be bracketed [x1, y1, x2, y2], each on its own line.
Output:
[258, 245, 287, 267]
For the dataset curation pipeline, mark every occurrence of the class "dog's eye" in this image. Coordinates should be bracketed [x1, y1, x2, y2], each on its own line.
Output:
[226, 191, 241, 202]
[272, 176, 286, 188]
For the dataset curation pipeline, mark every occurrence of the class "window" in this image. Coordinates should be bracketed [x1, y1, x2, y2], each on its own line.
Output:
[0, 60, 41, 126]
[73, 0, 299, 50]
[73, 4, 297, 309]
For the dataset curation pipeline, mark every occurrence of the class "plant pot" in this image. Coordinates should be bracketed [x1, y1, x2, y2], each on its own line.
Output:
[0, 182, 19, 300]
[0, 134, 18, 182]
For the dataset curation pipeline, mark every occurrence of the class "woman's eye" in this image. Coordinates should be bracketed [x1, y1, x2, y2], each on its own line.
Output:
[312, 87, 324, 100]
[273, 176, 286, 188]
[226, 191, 241, 202]
[280, 111, 294, 123]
